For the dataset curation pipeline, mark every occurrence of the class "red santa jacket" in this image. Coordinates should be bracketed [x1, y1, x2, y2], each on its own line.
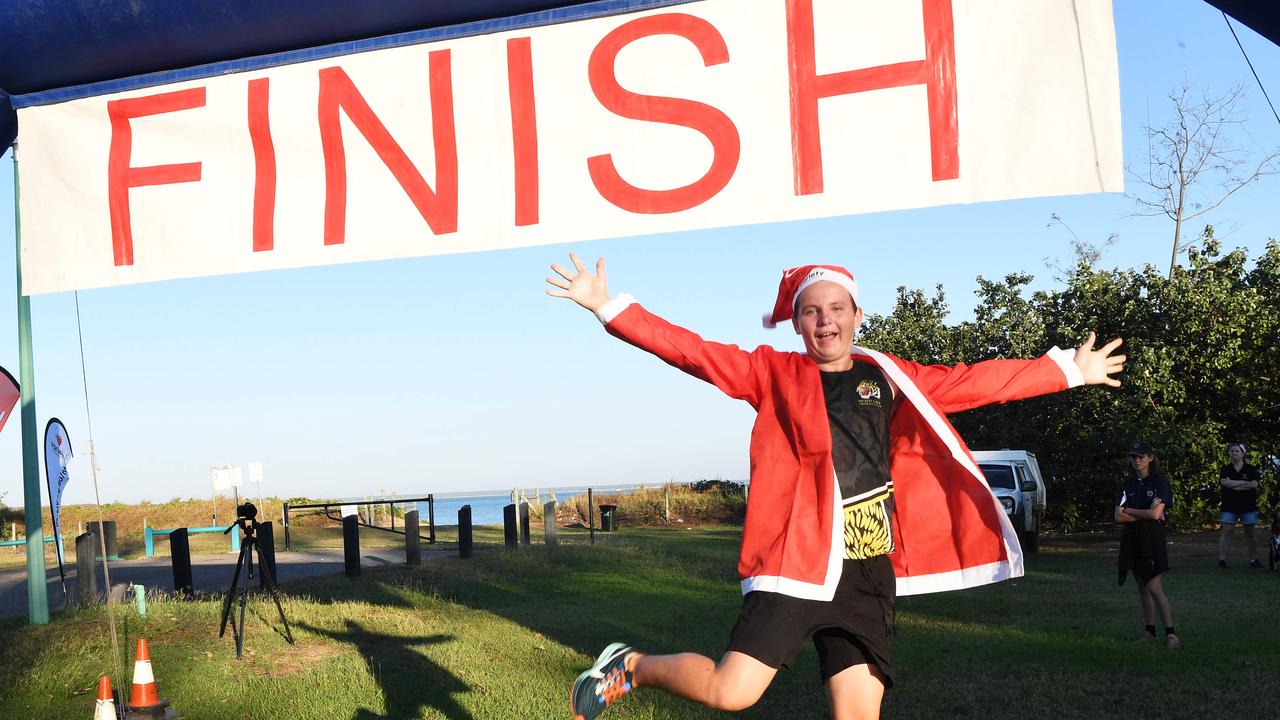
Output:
[598, 296, 1083, 600]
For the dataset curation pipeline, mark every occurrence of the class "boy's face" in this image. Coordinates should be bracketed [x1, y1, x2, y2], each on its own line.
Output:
[792, 281, 862, 370]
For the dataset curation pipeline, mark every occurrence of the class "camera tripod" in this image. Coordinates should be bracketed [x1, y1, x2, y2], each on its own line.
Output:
[219, 503, 294, 659]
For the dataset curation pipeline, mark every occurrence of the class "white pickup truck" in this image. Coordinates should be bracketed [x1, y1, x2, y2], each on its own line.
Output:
[972, 450, 1047, 553]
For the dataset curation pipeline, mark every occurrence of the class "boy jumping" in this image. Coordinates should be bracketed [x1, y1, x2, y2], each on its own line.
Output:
[547, 254, 1124, 720]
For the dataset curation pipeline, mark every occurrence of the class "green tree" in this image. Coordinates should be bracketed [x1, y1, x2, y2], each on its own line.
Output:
[859, 284, 960, 365]
[860, 234, 1279, 530]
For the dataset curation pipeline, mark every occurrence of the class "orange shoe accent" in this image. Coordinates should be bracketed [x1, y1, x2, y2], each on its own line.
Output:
[128, 638, 162, 709]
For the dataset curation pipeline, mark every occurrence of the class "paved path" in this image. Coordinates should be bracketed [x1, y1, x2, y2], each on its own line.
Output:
[0, 546, 451, 619]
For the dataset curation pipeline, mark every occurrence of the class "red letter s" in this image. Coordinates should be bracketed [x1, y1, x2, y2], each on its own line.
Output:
[587, 13, 740, 215]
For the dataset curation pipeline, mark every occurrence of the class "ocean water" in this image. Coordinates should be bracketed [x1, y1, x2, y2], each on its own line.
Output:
[419, 494, 515, 526]
[414, 485, 650, 526]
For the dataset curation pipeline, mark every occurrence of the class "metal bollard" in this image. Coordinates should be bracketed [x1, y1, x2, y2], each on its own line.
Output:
[169, 528, 194, 598]
[405, 510, 421, 566]
[343, 514, 361, 577]
[544, 501, 557, 546]
[458, 505, 473, 559]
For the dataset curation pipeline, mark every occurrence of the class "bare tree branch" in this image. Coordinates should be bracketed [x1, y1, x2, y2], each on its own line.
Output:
[1124, 81, 1280, 278]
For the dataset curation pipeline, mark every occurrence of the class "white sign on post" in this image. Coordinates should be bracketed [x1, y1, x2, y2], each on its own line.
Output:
[15, 0, 1122, 295]
[210, 464, 243, 490]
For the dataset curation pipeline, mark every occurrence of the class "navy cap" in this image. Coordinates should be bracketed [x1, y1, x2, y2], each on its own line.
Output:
[1128, 441, 1154, 456]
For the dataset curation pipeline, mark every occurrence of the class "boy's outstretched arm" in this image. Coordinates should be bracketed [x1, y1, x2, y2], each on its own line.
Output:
[544, 252, 763, 406]
[891, 330, 1127, 414]
[547, 252, 612, 312]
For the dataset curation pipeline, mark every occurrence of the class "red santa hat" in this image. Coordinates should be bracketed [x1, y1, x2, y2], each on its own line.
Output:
[763, 265, 859, 328]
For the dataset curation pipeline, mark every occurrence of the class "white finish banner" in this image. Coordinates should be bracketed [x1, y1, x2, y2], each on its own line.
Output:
[15, 0, 1121, 295]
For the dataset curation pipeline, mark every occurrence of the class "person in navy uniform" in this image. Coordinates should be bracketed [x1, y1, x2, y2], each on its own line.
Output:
[1114, 441, 1178, 648]
[1217, 442, 1263, 569]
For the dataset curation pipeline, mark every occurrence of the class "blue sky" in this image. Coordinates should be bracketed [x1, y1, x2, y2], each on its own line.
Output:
[3, 1, 1279, 505]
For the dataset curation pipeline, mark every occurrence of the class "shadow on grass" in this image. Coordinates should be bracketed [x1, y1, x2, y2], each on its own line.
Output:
[284, 528, 841, 717]
[297, 620, 471, 720]
[285, 571, 421, 609]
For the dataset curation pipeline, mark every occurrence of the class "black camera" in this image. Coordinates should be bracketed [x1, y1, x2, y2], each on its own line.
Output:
[224, 501, 260, 537]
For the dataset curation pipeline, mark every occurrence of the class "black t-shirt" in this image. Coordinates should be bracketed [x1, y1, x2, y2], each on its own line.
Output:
[1220, 463, 1261, 514]
[821, 363, 894, 559]
[1114, 471, 1173, 522]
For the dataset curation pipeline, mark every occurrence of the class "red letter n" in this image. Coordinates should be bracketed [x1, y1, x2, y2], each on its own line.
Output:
[107, 88, 206, 266]
[787, 0, 957, 195]
[318, 53, 458, 246]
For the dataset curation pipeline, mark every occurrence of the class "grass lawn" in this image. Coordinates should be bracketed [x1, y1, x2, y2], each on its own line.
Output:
[0, 527, 1275, 719]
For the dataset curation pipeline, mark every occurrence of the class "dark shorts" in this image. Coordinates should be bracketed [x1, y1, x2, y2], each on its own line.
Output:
[1120, 521, 1169, 584]
[726, 556, 896, 686]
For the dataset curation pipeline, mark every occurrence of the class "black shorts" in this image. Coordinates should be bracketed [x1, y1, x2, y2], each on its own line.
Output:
[1119, 521, 1169, 585]
[726, 556, 896, 686]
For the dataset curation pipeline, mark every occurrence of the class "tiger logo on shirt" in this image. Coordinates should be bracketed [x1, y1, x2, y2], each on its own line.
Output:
[856, 379, 884, 408]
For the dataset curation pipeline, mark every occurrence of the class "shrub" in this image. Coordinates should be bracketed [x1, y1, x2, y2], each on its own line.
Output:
[557, 481, 745, 527]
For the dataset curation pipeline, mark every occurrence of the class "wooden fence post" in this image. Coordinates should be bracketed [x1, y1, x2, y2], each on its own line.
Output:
[405, 510, 421, 566]
[503, 504, 518, 549]
[588, 488, 595, 545]
[75, 532, 98, 607]
[459, 505, 473, 559]
[257, 521, 278, 589]
[544, 501, 557, 546]
[169, 528, 193, 598]
[343, 514, 361, 577]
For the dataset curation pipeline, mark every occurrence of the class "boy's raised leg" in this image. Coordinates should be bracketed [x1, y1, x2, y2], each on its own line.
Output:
[571, 646, 776, 718]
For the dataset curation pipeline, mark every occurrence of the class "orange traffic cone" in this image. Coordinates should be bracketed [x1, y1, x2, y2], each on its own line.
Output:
[128, 639, 162, 710]
[94, 674, 118, 720]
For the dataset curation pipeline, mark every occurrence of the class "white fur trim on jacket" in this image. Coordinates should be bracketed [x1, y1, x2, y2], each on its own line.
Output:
[595, 293, 636, 324]
[740, 468, 847, 600]
[852, 346, 1025, 595]
[1046, 346, 1084, 387]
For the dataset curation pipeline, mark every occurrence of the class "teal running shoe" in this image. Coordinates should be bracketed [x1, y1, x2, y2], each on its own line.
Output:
[570, 643, 636, 720]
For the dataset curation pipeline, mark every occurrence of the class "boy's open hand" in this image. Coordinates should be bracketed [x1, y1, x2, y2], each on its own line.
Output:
[547, 252, 612, 312]
[1074, 332, 1126, 387]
